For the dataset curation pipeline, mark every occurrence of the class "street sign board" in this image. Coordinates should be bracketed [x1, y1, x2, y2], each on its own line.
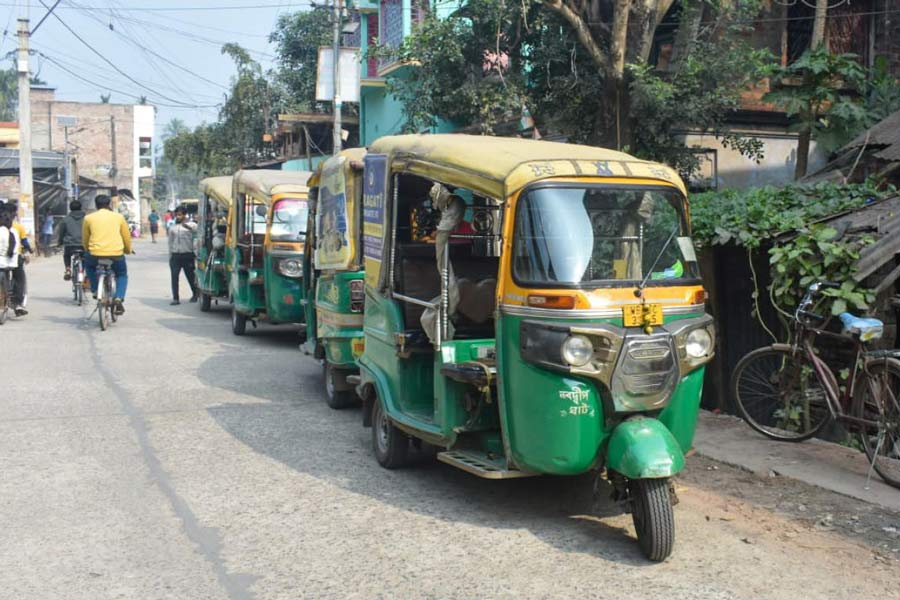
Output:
[316, 47, 361, 103]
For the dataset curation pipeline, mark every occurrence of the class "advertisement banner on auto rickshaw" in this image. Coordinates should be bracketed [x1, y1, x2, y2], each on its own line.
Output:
[362, 154, 388, 288]
[315, 157, 354, 271]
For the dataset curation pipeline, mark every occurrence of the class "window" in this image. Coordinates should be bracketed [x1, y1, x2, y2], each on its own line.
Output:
[513, 186, 697, 286]
[269, 198, 309, 242]
[139, 137, 152, 169]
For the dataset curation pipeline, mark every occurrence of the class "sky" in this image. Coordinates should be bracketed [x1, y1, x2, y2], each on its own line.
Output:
[0, 0, 314, 138]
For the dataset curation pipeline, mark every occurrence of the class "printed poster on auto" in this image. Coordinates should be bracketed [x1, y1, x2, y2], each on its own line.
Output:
[315, 157, 353, 271]
[363, 154, 388, 287]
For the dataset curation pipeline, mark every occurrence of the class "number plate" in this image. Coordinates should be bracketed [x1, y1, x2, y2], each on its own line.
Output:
[351, 337, 365, 358]
[623, 304, 664, 327]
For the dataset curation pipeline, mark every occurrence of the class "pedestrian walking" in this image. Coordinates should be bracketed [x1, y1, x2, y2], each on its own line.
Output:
[7, 203, 32, 316]
[40, 213, 54, 256]
[148, 209, 160, 243]
[168, 206, 198, 305]
[58, 201, 86, 280]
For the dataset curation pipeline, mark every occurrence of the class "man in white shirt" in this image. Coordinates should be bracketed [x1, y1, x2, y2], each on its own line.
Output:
[167, 206, 198, 305]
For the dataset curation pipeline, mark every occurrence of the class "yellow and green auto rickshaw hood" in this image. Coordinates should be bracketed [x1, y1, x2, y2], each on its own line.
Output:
[368, 134, 687, 200]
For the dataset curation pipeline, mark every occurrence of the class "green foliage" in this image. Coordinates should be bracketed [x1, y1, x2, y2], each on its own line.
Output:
[691, 180, 892, 248]
[0, 66, 17, 121]
[384, 0, 771, 179]
[692, 180, 894, 317]
[769, 226, 874, 316]
[381, 0, 526, 134]
[764, 47, 867, 153]
[269, 7, 332, 113]
[628, 1, 772, 178]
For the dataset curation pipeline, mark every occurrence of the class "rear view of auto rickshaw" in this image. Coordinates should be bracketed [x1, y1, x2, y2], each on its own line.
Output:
[302, 149, 367, 408]
[355, 135, 714, 561]
[196, 176, 233, 311]
[227, 169, 312, 335]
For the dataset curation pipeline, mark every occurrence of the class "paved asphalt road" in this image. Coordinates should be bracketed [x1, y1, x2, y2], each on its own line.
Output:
[1, 241, 897, 600]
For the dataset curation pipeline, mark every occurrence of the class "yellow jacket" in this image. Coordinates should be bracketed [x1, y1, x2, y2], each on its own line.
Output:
[83, 209, 132, 256]
[12, 221, 27, 253]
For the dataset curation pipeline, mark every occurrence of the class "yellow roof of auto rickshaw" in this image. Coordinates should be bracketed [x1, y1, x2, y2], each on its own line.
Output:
[308, 147, 368, 188]
[368, 134, 687, 198]
[199, 176, 233, 208]
[233, 169, 312, 205]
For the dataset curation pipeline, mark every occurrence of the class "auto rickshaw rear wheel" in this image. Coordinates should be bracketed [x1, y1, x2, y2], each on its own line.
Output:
[231, 306, 247, 336]
[371, 394, 408, 469]
[324, 362, 357, 409]
[630, 478, 674, 562]
[200, 292, 211, 312]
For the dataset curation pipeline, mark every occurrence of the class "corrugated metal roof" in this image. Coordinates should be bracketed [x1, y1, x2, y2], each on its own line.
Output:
[845, 109, 900, 162]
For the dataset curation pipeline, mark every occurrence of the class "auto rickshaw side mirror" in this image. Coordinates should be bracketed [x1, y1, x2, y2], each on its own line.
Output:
[255, 205, 267, 217]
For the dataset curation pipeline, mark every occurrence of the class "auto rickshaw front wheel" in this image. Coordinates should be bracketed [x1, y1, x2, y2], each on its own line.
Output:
[371, 395, 408, 469]
[630, 478, 674, 562]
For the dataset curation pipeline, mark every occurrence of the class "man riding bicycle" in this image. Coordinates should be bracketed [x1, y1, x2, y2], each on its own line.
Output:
[58, 200, 86, 281]
[82, 195, 132, 315]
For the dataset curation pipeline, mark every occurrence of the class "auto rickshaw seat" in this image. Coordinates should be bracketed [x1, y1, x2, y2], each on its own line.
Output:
[440, 359, 496, 387]
[394, 242, 498, 336]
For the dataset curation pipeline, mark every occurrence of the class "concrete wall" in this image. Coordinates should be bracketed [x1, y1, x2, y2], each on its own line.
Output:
[682, 129, 828, 189]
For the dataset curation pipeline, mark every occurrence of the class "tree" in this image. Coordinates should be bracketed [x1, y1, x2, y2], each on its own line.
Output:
[386, 0, 770, 178]
[0, 67, 17, 121]
[269, 7, 332, 113]
[218, 43, 275, 166]
[764, 47, 866, 179]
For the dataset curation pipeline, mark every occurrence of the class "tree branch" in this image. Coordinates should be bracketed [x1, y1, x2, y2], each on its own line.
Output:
[543, 0, 613, 76]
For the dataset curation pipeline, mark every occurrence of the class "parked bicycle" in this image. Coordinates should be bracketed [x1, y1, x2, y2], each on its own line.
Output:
[93, 258, 118, 331]
[70, 249, 86, 306]
[0, 266, 11, 324]
[732, 281, 900, 488]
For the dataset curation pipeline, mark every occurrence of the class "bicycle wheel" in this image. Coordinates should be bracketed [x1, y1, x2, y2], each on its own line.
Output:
[732, 346, 831, 441]
[853, 359, 900, 489]
[98, 273, 109, 331]
[108, 274, 117, 323]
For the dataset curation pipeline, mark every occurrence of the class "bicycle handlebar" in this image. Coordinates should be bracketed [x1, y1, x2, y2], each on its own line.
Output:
[794, 281, 841, 325]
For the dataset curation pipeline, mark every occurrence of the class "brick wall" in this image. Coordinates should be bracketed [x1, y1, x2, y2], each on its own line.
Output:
[30, 89, 137, 195]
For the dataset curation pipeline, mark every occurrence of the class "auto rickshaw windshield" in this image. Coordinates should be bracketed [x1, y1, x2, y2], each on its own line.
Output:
[269, 197, 309, 242]
[513, 185, 697, 287]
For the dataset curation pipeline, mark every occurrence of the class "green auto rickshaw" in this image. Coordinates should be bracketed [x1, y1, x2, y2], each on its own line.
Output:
[196, 176, 233, 312]
[302, 148, 367, 408]
[227, 169, 312, 335]
[355, 134, 714, 561]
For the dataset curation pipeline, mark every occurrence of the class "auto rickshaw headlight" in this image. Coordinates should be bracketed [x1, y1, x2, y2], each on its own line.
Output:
[685, 328, 712, 358]
[277, 258, 303, 278]
[561, 335, 594, 367]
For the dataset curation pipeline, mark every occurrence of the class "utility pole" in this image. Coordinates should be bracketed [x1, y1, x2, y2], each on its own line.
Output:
[332, 0, 342, 155]
[63, 126, 72, 202]
[16, 18, 34, 234]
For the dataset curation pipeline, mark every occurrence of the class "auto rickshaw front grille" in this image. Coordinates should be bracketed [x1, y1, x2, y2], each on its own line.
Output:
[611, 335, 679, 411]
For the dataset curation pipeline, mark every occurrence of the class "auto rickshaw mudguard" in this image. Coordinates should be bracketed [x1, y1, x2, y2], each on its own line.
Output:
[605, 417, 685, 479]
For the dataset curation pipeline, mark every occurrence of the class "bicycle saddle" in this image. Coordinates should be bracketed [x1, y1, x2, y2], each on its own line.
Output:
[839, 312, 884, 341]
[98, 258, 114, 267]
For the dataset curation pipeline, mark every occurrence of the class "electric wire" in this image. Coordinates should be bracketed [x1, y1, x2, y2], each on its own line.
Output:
[36, 0, 213, 107]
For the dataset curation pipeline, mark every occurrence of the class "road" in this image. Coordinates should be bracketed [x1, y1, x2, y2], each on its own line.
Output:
[1, 240, 898, 600]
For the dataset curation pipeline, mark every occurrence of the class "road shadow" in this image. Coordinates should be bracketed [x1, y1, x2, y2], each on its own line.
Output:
[200, 351, 649, 566]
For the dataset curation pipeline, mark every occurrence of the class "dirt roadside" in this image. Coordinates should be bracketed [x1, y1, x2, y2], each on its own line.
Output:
[679, 454, 900, 562]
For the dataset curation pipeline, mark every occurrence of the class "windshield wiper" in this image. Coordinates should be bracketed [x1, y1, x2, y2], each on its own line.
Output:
[634, 225, 679, 298]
